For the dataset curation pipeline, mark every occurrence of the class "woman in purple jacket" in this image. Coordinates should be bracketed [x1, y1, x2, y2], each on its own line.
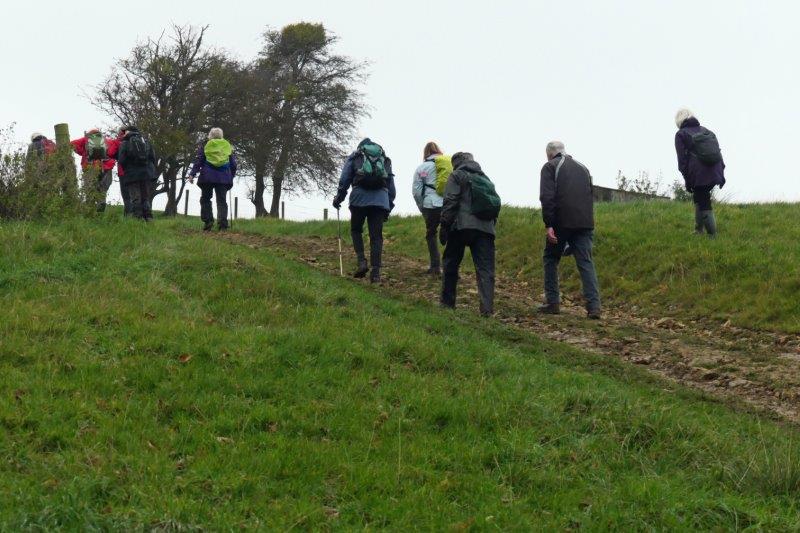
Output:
[674, 108, 726, 237]
[189, 127, 237, 231]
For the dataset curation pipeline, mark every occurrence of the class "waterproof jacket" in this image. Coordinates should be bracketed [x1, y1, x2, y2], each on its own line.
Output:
[335, 138, 396, 212]
[26, 136, 56, 159]
[189, 140, 237, 188]
[71, 136, 117, 172]
[539, 153, 594, 230]
[117, 129, 157, 184]
[412, 155, 444, 210]
[440, 152, 496, 236]
[675, 117, 726, 191]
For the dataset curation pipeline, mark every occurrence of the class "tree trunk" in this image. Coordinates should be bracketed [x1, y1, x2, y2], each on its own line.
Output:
[269, 174, 282, 218]
[252, 161, 268, 217]
[268, 146, 290, 218]
[162, 167, 180, 216]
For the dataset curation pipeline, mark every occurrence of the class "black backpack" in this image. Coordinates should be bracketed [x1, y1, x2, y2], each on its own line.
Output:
[352, 142, 389, 190]
[127, 134, 151, 164]
[690, 128, 722, 166]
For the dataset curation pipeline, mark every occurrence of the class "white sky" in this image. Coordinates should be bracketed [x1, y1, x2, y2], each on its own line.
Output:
[2, 0, 798, 219]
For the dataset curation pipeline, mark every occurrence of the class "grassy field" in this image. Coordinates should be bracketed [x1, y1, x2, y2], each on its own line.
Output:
[2, 214, 800, 529]
[235, 201, 800, 333]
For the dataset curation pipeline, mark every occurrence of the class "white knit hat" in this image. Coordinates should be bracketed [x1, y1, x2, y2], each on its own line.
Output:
[30, 132, 44, 141]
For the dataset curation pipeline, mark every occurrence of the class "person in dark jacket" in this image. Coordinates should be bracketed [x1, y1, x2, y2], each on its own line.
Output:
[189, 127, 237, 231]
[439, 152, 496, 317]
[333, 138, 396, 283]
[111, 127, 131, 215]
[674, 108, 726, 237]
[117, 126, 157, 221]
[538, 141, 601, 319]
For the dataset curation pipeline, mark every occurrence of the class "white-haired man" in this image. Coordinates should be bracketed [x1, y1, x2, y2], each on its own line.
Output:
[538, 141, 601, 319]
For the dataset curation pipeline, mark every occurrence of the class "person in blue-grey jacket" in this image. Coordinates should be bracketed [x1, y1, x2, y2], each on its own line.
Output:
[412, 141, 445, 275]
[333, 138, 396, 283]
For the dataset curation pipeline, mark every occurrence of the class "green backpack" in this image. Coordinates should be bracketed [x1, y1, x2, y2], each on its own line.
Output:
[86, 132, 107, 161]
[467, 172, 501, 221]
[433, 155, 453, 196]
[353, 142, 389, 190]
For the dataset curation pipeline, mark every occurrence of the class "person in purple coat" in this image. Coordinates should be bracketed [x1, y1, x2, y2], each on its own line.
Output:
[674, 108, 726, 237]
[189, 127, 237, 231]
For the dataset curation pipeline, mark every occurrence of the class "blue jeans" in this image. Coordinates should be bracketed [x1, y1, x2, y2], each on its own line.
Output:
[543, 228, 601, 311]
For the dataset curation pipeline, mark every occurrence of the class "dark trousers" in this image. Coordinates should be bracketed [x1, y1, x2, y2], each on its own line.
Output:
[200, 183, 229, 228]
[441, 229, 495, 315]
[350, 206, 385, 268]
[120, 178, 131, 215]
[693, 186, 713, 210]
[543, 228, 601, 311]
[126, 180, 154, 220]
[422, 207, 442, 269]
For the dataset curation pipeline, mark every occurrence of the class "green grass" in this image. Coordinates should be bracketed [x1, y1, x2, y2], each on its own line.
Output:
[235, 201, 800, 333]
[2, 214, 800, 529]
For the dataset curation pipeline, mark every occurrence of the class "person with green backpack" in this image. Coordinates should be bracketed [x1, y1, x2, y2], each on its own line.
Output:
[439, 152, 500, 317]
[71, 128, 116, 212]
[333, 138, 396, 283]
[189, 127, 237, 231]
[412, 142, 452, 275]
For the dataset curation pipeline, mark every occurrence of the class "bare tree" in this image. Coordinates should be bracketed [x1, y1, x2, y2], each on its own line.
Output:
[93, 25, 239, 215]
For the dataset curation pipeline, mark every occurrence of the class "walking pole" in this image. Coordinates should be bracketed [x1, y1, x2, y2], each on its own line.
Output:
[336, 208, 344, 277]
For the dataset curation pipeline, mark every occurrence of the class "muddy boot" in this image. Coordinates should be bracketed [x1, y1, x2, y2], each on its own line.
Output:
[587, 308, 602, 320]
[694, 205, 705, 235]
[353, 258, 369, 278]
[369, 267, 381, 284]
[426, 266, 441, 276]
[203, 220, 214, 232]
[701, 210, 717, 238]
[537, 303, 561, 315]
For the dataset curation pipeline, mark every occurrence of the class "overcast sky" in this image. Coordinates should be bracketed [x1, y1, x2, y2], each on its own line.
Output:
[2, 0, 797, 219]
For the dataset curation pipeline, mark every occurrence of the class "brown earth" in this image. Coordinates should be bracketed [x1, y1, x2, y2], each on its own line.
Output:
[215, 231, 800, 424]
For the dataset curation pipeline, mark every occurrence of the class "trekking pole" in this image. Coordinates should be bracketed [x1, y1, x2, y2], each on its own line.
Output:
[336, 208, 344, 277]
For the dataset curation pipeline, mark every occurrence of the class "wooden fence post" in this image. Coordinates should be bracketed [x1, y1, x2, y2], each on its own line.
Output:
[281, 201, 285, 220]
[234, 197, 238, 220]
[184, 190, 189, 216]
[324, 208, 328, 221]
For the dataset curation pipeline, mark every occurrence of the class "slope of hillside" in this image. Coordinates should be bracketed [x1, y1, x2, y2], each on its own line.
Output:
[1, 215, 800, 529]
[240, 201, 800, 333]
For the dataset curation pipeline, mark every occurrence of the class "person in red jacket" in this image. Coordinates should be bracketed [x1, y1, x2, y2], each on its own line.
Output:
[71, 128, 117, 212]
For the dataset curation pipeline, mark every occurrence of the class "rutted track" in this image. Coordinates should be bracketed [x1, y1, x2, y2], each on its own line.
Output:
[215, 231, 800, 424]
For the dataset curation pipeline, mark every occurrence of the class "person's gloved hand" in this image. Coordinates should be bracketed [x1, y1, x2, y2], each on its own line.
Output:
[332, 197, 342, 210]
[439, 226, 449, 246]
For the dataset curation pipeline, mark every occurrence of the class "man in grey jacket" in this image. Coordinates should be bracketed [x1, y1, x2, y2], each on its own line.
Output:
[439, 152, 496, 316]
[538, 141, 601, 319]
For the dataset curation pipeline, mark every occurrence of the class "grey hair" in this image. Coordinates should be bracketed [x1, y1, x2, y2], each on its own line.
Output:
[208, 127, 224, 140]
[675, 108, 694, 129]
[546, 141, 565, 159]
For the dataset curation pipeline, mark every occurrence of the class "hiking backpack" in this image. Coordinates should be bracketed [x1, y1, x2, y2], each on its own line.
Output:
[467, 172, 501, 220]
[127, 134, 151, 164]
[433, 155, 453, 196]
[86, 132, 107, 161]
[689, 128, 722, 166]
[353, 142, 389, 190]
[30, 138, 56, 157]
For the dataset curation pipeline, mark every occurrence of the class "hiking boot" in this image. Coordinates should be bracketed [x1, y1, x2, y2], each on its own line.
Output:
[537, 303, 561, 315]
[426, 266, 441, 276]
[587, 309, 602, 320]
[218, 224, 229, 232]
[694, 205, 705, 235]
[701, 210, 717, 238]
[203, 221, 214, 231]
[369, 268, 381, 284]
[353, 259, 369, 278]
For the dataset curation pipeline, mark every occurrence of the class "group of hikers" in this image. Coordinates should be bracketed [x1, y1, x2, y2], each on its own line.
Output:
[332, 107, 725, 319]
[26, 107, 725, 319]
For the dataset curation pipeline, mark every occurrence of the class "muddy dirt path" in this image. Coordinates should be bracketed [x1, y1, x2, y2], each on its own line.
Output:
[217, 231, 800, 424]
